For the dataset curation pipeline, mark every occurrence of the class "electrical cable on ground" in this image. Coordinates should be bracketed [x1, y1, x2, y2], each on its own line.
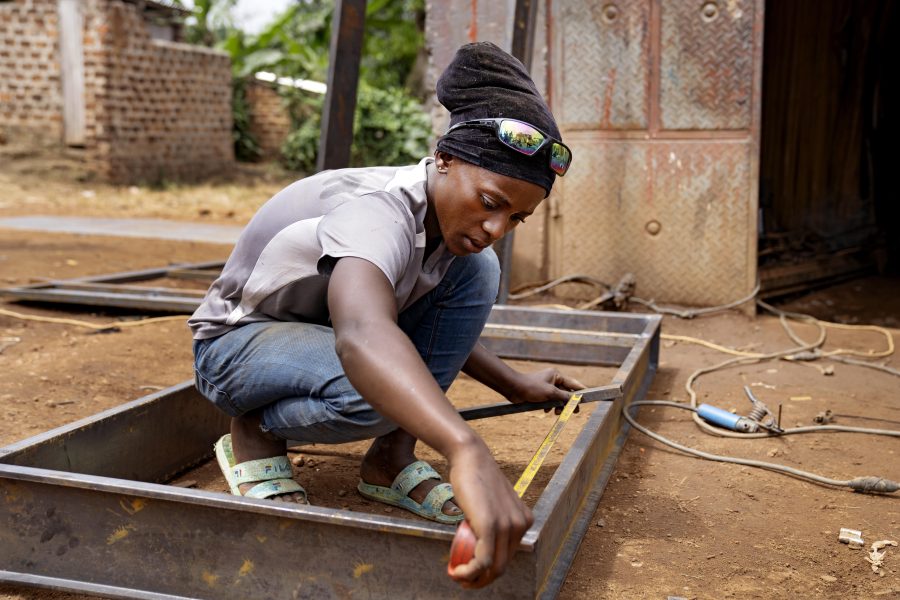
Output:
[658, 333, 765, 358]
[828, 355, 900, 377]
[625, 401, 900, 494]
[0, 307, 190, 330]
[681, 300, 897, 438]
[630, 281, 761, 319]
[510, 273, 899, 490]
[509, 274, 611, 301]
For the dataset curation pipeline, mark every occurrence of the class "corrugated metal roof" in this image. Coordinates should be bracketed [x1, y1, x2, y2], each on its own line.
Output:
[121, 0, 191, 18]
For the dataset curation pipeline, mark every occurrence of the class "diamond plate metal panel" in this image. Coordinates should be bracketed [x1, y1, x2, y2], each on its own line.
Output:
[553, 0, 650, 129]
[425, 0, 551, 288]
[425, 0, 549, 135]
[425, 0, 763, 306]
[551, 139, 755, 306]
[425, 0, 515, 76]
[660, 0, 755, 130]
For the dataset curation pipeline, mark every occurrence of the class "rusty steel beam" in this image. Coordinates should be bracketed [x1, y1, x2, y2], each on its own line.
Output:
[166, 268, 222, 282]
[0, 262, 227, 313]
[316, 0, 367, 172]
[0, 307, 660, 599]
[460, 384, 621, 421]
[511, 0, 539, 71]
[495, 0, 540, 305]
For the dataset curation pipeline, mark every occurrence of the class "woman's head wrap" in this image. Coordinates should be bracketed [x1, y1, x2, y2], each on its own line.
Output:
[436, 42, 562, 197]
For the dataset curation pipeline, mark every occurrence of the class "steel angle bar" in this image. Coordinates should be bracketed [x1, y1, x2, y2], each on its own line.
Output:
[48, 283, 206, 298]
[0, 307, 660, 599]
[483, 323, 644, 347]
[531, 314, 660, 599]
[482, 305, 656, 367]
[165, 269, 221, 283]
[459, 384, 621, 421]
[62, 260, 226, 285]
[0, 261, 225, 313]
[0, 570, 197, 600]
[0, 288, 202, 313]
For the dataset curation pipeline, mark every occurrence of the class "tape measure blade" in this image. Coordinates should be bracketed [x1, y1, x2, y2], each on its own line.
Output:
[513, 393, 583, 497]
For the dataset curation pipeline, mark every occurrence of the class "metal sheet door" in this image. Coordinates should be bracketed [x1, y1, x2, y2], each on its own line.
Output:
[549, 0, 763, 306]
[425, 0, 552, 286]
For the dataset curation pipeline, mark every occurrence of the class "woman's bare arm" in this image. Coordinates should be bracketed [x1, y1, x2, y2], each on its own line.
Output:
[327, 257, 532, 588]
[462, 343, 585, 405]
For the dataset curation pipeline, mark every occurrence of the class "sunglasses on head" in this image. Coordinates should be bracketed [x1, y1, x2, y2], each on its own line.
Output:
[446, 118, 573, 176]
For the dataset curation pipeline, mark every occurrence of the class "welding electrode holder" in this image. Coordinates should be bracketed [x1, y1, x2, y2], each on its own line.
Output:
[696, 386, 784, 434]
[696, 403, 760, 433]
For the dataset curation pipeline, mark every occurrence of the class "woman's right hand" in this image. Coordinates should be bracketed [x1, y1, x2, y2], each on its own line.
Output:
[446, 440, 534, 588]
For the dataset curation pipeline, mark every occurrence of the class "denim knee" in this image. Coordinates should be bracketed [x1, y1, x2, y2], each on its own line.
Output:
[446, 246, 501, 306]
[192, 338, 243, 417]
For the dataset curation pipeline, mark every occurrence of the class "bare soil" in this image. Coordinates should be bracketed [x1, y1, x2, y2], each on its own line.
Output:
[1, 158, 898, 599]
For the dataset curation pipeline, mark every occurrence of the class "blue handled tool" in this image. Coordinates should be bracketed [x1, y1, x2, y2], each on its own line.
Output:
[696, 403, 760, 432]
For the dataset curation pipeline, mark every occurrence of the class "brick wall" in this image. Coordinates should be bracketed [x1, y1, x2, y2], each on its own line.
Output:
[0, 0, 63, 143]
[1, 0, 234, 183]
[87, 0, 234, 182]
[245, 80, 291, 160]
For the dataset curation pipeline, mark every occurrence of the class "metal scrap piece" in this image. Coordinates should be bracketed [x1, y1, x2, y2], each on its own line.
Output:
[838, 528, 865, 548]
[866, 540, 898, 575]
[0, 336, 21, 354]
[814, 409, 834, 424]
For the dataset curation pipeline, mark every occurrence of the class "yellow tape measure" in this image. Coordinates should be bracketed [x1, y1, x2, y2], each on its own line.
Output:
[513, 393, 583, 497]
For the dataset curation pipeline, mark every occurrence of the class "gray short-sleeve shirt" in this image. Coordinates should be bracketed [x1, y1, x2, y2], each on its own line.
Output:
[188, 157, 454, 340]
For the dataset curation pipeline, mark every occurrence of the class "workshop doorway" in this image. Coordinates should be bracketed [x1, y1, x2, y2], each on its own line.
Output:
[758, 0, 900, 305]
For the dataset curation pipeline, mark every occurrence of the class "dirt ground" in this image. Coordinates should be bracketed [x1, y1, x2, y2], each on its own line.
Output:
[0, 157, 898, 599]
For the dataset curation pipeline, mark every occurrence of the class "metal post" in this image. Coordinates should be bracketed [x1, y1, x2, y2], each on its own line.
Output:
[496, 0, 539, 303]
[511, 0, 539, 69]
[316, 0, 367, 172]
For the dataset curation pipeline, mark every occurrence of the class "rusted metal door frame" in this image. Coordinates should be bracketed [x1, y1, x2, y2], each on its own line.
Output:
[496, 0, 540, 304]
[544, 0, 764, 307]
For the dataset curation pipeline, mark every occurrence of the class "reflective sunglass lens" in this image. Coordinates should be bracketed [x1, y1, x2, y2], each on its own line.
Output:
[550, 143, 571, 175]
[498, 120, 544, 155]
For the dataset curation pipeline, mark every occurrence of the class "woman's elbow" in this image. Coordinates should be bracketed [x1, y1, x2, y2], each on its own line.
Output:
[333, 323, 379, 365]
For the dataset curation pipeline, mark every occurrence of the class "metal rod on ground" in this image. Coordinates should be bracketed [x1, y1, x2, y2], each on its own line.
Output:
[458, 385, 620, 421]
[496, 0, 539, 304]
[316, 0, 366, 172]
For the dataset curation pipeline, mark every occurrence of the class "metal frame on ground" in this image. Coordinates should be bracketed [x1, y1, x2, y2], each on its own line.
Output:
[0, 260, 225, 313]
[0, 266, 660, 599]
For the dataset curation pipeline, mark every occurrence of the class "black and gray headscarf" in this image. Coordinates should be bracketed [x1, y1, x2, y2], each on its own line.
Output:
[436, 42, 562, 197]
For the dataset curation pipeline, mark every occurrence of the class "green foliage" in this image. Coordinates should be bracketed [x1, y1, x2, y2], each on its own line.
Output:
[352, 83, 432, 166]
[231, 78, 262, 162]
[279, 88, 323, 173]
[362, 0, 426, 93]
[280, 83, 431, 173]
[178, 0, 239, 47]
[182, 0, 430, 169]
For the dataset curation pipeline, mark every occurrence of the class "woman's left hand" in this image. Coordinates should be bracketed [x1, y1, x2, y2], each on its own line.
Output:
[507, 368, 586, 413]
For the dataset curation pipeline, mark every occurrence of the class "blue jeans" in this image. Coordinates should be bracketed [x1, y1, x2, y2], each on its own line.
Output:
[193, 248, 500, 445]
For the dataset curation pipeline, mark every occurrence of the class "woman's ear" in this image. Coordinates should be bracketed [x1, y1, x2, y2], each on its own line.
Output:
[434, 150, 454, 174]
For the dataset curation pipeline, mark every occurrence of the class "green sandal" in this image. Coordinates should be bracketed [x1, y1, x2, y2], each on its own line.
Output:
[357, 460, 463, 524]
[214, 434, 308, 503]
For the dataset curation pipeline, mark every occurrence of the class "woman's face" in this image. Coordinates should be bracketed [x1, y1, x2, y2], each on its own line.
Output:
[428, 152, 545, 256]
